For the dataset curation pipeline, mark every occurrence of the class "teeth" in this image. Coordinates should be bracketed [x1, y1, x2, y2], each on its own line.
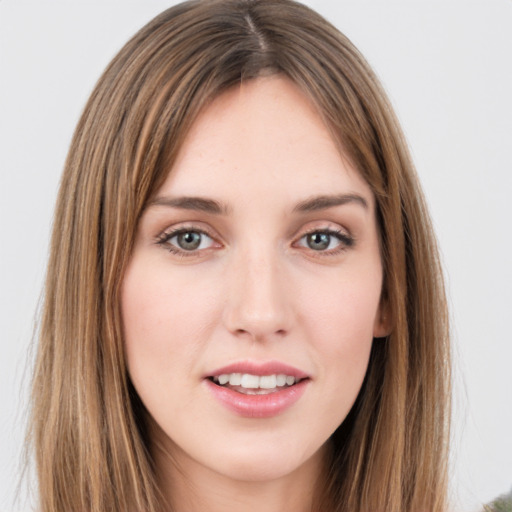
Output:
[276, 374, 287, 386]
[213, 373, 298, 389]
[285, 375, 295, 386]
[241, 374, 260, 388]
[228, 373, 242, 386]
[259, 375, 277, 389]
[218, 374, 229, 385]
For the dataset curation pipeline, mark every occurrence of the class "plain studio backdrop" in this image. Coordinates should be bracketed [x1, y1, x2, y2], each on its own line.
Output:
[1, 1, 511, 511]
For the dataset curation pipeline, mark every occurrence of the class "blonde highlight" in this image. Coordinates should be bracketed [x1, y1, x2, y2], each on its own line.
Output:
[28, 1, 451, 510]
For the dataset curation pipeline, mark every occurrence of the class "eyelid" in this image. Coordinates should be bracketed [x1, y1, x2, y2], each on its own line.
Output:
[155, 223, 222, 255]
[156, 226, 212, 243]
[154, 221, 354, 257]
[292, 223, 355, 254]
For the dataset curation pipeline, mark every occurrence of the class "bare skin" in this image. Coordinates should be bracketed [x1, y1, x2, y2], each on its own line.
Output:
[122, 76, 388, 511]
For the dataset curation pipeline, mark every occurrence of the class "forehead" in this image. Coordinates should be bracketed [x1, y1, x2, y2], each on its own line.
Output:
[158, 75, 374, 209]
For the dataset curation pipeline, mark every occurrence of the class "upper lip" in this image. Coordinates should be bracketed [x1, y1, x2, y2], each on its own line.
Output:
[206, 360, 310, 379]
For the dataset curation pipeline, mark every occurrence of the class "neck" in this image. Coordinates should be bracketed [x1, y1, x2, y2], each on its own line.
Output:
[152, 435, 328, 512]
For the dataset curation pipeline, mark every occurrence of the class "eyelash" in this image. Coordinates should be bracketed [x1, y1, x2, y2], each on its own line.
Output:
[155, 227, 217, 257]
[295, 228, 355, 256]
[155, 226, 355, 257]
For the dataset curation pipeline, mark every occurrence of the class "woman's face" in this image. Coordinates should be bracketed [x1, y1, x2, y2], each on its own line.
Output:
[122, 76, 388, 484]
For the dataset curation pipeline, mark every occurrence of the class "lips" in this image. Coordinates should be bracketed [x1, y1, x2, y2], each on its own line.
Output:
[204, 361, 310, 418]
[207, 361, 309, 379]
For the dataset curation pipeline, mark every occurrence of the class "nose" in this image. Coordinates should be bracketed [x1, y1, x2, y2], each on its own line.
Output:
[222, 246, 293, 342]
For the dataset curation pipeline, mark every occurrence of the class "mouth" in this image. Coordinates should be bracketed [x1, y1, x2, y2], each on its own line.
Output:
[204, 361, 310, 417]
[208, 372, 307, 395]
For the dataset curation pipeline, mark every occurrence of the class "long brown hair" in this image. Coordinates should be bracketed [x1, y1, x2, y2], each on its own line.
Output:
[28, 0, 451, 510]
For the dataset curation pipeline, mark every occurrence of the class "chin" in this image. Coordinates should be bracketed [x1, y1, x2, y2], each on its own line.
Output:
[205, 438, 325, 483]
[218, 458, 298, 482]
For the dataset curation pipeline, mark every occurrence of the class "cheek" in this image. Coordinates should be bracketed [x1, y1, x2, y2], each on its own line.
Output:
[121, 257, 219, 386]
[302, 265, 382, 344]
[297, 265, 382, 400]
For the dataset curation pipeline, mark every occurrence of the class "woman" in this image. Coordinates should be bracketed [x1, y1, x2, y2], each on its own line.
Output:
[28, 0, 451, 511]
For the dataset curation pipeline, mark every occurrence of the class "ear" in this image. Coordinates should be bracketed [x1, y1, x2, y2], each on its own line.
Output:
[373, 301, 393, 339]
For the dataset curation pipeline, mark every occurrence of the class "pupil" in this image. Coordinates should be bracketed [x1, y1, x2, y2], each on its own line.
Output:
[178, 232, 201, 250]
[308, 232, 330, 250]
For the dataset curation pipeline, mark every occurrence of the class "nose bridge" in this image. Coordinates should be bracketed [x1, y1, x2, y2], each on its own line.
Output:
[223, 240, 291, 340]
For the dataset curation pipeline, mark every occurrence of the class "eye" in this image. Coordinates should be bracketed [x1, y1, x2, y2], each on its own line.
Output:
[157, 228, 217, 253]
[295, 229, 354, 253]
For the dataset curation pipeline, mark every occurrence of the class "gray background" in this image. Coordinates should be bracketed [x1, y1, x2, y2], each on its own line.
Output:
[1, 1, 511, 510]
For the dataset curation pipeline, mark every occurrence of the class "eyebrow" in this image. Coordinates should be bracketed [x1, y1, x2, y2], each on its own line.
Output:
[148, 193, 368, 215]
[148, 196, 231, 215]
[292, 193, 369, 213]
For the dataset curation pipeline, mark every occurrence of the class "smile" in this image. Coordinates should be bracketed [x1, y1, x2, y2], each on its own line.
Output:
[205, 362, 310, 418]
[211, 373, 300, 394]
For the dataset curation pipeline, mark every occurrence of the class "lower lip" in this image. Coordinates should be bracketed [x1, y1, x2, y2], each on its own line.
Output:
[205, 379, 309, 418]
